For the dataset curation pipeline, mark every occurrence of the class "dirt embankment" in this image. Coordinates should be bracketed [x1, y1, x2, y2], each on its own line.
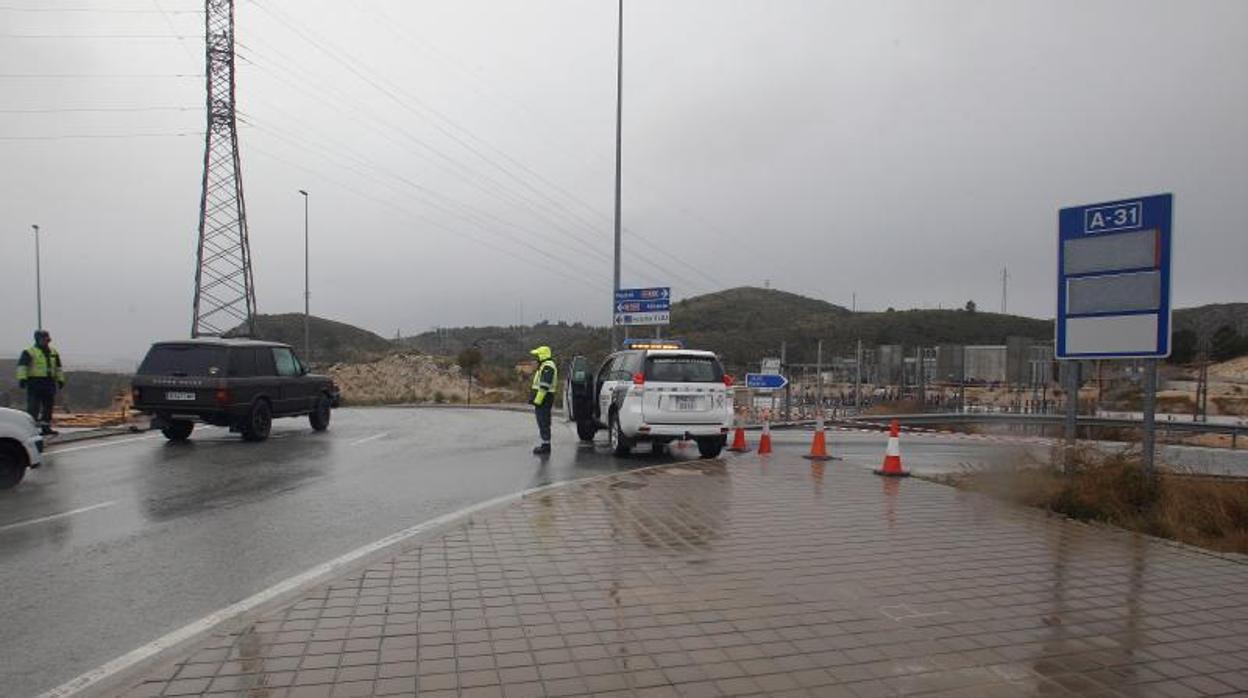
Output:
[327, 353, 522, 405]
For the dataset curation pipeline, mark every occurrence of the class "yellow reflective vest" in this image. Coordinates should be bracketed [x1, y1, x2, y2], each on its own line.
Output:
[16, 344, 65, 385]
[531, 359, 558, 405]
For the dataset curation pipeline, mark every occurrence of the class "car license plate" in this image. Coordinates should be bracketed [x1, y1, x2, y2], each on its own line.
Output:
[165, 391, 197, 401]
[672, 395, 701, 410]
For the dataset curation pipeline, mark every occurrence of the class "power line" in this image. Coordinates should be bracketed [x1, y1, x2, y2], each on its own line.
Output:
[0, 131, 200, 140]
[0, 33, 196, 39]
[236, 42, 654, 283]
[245, 4, 710, 295]
[244, 142, 608, 295]
[0, 4, 202, 12]
[0, 72, 202, 78]
[0, 106, 194, 113]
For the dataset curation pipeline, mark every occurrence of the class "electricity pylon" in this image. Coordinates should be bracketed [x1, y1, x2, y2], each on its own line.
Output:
[192, 0, 257, 337]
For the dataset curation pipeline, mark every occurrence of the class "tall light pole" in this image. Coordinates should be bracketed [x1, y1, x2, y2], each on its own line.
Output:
[32, 224, 42, 330]
[298, 189, 310, 362]
[610, 0, 623, 351]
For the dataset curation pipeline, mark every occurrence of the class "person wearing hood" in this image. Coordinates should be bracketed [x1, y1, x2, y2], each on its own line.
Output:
[528, 345, 558, 454]
[16, 329, 65, 436]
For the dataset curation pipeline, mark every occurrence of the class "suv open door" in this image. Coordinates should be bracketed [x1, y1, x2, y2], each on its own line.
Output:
[565, 356, 597, 442]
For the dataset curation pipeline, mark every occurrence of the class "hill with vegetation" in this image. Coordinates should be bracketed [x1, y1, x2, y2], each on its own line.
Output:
[0, 359, 131, 412]
[228, 313, 396, 365]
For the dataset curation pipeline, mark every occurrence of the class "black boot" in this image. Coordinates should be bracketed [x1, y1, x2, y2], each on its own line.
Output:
[532, 443, 551, 455]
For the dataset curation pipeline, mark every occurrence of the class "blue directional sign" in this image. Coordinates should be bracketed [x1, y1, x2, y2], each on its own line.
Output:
[616, 287, 670, 302]
[1057, 193, 1172, 359]
[745, 373, 788, 390]
[615, 299, 670, 314]
[615, 287, 671, 326]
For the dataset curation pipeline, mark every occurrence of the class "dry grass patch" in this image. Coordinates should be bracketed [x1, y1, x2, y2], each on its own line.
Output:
[931, 447, 1248, 554]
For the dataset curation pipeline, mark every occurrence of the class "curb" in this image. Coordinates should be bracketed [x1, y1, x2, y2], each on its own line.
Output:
[44, 425, 150, 447]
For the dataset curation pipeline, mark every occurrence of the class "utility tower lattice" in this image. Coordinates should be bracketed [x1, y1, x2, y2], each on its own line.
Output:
[192, 0, 256, 337]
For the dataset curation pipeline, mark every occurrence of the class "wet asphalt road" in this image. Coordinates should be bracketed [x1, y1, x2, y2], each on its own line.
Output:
[0, 407, 1179, 696]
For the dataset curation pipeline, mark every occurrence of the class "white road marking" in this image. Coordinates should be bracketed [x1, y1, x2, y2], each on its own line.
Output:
[0, 501, 117, 534]
[349, 432, 388, 446]
[35, 480, 576, 698]
[47, 435, 158, 454]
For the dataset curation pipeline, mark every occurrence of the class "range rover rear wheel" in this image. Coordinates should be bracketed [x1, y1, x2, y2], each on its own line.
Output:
[241, 400, 272, 442]
[161, 419, 194, 442]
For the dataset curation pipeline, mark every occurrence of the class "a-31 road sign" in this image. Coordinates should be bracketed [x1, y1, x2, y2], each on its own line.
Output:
[1057, 193, 1173, 359]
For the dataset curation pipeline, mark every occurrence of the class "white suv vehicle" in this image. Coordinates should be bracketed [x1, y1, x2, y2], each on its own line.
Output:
[567, 346, 733, 458]
[0, 407, 44, 489]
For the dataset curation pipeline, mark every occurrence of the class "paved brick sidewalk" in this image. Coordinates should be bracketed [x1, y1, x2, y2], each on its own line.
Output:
[120, 456, 1248, 697]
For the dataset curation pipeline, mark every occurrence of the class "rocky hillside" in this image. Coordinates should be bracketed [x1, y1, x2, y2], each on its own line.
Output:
[327, 353, 522, 405]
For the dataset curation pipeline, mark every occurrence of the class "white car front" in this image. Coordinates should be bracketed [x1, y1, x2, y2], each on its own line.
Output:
[0, 406, 43, 488]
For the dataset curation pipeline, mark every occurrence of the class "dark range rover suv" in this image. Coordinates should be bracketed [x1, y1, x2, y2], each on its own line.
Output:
[132, 338, 339, 442]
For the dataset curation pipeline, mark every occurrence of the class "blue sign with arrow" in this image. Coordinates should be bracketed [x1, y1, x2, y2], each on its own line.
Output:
[616, 287, 670, 302]
[615, 287, 671, 326]
[745, 373, 788, 390]
[615, 299, 670, 313]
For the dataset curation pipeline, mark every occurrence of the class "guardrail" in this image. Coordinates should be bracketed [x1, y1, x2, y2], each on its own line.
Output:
[850, 412, 1244, 447]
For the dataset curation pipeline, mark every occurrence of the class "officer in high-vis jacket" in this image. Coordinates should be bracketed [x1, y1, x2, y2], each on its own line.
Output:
[528, 345, 558, 454]
[16, 329, 65, 435]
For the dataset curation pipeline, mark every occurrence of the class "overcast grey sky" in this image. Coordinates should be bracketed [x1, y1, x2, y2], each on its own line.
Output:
[2, 0, 1246, 367]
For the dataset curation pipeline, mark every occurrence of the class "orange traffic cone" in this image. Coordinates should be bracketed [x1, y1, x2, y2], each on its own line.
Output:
[803, 418, 831, 461]
[875, 419, 910, 477]
[757, 421, 773, 455]
[727, 424, 751, 452]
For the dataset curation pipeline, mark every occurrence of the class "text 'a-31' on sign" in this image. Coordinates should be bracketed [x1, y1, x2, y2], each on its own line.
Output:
[1057, 193, 1172, 359]
[745, 373, 788, 390]
[615, 287, 671, 326]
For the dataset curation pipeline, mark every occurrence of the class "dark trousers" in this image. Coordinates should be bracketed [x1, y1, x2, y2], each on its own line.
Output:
[26, 379, 56, 429]
[534, 400, 552, 443]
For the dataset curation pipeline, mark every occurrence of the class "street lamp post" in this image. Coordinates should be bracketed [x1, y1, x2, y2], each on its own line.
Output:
[32, 224, 42, 330]
[610, 0, 623, 351]
[298, 190, 309, 362]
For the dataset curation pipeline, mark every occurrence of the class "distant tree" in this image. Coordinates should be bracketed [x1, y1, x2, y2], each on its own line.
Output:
[457, 347, 484, 404]
[886, 307, 896, 313]
[964, 300, 977, 313]
[1169, 329, 1198, 365]
[1211, 325, 1247, 362]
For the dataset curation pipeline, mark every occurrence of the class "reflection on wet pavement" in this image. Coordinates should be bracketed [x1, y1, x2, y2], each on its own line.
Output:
[123, 456, 1248, 697]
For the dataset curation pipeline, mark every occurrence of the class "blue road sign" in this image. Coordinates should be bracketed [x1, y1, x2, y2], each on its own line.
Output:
[1057, 193, 1172, 359]
[745, 373, 788, 390]
[615, 299, 670, 314]
[615, 287, 671, 326]
[616, 287, 671, 302]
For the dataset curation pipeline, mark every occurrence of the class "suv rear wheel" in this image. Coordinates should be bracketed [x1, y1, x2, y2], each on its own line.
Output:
[309, 395, 332, 432]
[696, 436, 725, 459]
[161, 419, 194, 442]
[0, 442, 27, 490]
[609, 412, 631, 456]
[576, 418, 597, 442]
[241, 400, 273, 442]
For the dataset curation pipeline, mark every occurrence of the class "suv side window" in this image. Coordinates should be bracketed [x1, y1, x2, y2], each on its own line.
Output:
[255, 348, 277, 376]
[273, 348, 300, 377]
[228, 348, 257, 377]
[618, 352, 643, 377]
